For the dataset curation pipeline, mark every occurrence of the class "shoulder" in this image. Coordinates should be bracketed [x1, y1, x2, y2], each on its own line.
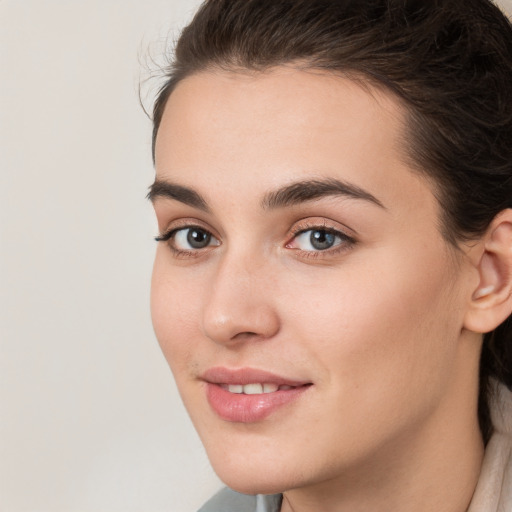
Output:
[468, 381, 512, 511]
[198, 487, 282, 512]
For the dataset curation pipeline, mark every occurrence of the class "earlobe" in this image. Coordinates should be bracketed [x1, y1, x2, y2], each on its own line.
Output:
[464, 209, 512, 334]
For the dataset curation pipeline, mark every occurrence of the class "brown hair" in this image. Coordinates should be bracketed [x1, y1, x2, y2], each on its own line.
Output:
[151, 0, 512, 442]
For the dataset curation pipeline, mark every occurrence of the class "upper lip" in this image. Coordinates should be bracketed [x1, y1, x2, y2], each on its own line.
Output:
[201, 367, 311, 387]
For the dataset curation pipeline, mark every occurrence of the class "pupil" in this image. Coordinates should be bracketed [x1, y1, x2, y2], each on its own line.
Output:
[187, 229, 211, 249]
[310, 230, 335, 250]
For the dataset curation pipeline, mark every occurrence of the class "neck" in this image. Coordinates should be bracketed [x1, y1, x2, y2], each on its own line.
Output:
[280, 367, 485, 512]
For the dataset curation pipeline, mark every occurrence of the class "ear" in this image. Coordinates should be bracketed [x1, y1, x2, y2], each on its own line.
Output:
[464, 209, 512, 334]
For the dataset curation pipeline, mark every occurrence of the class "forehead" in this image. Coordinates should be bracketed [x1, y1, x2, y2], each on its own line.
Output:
[154, 67, 431, 215]
[156, 67, 405, 161]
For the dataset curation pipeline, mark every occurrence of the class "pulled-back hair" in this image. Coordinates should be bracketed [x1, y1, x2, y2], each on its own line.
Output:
[152, 0, 512, 442]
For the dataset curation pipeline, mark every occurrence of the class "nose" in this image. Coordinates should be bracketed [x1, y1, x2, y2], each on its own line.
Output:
[201, 254, 281, 346]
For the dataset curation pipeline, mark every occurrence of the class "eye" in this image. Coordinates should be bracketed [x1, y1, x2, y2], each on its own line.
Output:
[174, 227, 217, 250]
[287, 227, 353, 252]
[155, 226, 220, 252]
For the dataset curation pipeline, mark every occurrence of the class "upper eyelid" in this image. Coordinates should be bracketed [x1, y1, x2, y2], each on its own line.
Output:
[156, 219, 218, 239]
[294, 225, 345, 236]
[289, 219, 356, 239]
[156, 226, 214, 243]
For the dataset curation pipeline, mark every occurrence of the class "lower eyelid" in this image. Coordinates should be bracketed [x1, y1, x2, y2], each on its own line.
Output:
[293, 241, 355, 260]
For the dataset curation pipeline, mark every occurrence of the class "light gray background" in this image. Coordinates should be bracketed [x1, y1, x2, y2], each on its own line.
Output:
[0, 1, 221, 511]
[1, 1, 511, 511]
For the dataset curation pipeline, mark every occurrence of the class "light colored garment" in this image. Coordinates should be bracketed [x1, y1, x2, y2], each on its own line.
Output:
[198, 489, 281, 512]
[199, 383, 512, 512]
[468, 381, 512, 511]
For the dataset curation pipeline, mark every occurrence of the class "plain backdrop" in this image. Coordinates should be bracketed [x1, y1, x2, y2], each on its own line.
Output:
[1, 1, 511, 511]
[0, 1, 221, 511]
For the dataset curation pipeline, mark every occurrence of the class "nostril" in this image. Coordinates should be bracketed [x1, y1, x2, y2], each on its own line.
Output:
[232, 331, 260, 340]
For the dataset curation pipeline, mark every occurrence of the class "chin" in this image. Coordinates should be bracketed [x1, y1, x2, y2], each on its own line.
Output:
[216, 470, 290, 496]
[207, 447, 310, 496]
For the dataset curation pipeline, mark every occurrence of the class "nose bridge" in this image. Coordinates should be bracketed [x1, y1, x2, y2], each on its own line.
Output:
[201, 247, 280, 345]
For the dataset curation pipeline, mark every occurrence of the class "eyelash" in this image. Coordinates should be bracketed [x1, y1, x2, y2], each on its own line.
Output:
[155, 222, 356, 259]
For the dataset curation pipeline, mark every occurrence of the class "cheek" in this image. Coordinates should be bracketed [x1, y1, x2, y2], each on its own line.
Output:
[150, 253, 202, 374]
[287, 243, 461, 397]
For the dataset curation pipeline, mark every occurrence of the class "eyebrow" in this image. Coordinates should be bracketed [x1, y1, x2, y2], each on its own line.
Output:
[261, 178, 385, 210]
[147, 177, 385, 211]
[147, 180, 210, 211]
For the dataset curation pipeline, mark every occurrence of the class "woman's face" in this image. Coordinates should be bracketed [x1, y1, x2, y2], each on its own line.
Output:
[151, 68, 478, 494]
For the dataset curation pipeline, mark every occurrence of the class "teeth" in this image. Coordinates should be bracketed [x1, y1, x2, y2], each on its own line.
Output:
[225, 383, 291, 394]
[244, 383, 263, 394]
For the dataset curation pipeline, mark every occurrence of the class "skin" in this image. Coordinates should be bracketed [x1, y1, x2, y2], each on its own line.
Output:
[151, 67, 485, 512]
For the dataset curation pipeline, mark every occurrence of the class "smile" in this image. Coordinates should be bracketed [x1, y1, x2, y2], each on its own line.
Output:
[220, 383, 295, 394]
[202, 367, 312, 423]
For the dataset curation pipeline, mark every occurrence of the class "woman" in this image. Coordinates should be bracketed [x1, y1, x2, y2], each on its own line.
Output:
[148, 1, 512, 510]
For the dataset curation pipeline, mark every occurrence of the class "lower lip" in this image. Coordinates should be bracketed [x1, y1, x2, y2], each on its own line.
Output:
[206, 383, 310, 423]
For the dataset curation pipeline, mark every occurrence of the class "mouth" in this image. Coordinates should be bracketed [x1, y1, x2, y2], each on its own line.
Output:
[202, 367, 312, 423]
[219, 383, 297, 394]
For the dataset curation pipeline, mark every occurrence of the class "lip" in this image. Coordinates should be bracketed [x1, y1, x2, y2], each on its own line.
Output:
[202, 367, 312, 423]
[202, 367, 310, 387]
